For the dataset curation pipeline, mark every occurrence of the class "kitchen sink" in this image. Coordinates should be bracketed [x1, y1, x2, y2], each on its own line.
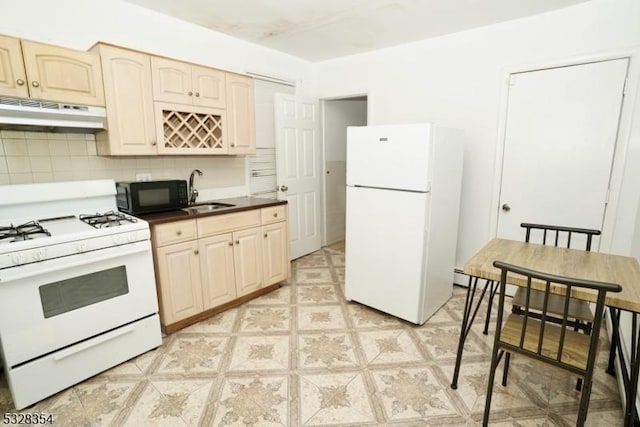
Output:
[182, 202, 235, 213]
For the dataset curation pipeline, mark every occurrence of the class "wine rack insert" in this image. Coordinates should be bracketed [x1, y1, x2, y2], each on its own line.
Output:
[154, 102, 228, 154]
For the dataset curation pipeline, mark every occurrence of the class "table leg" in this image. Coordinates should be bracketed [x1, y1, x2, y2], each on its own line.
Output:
[451, 275, 491, 389]
[608, 307, 620, 375]
[608, 308, 640, 426]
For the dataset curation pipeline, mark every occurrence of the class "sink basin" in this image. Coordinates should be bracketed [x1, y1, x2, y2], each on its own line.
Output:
[182, 202, 235, 213]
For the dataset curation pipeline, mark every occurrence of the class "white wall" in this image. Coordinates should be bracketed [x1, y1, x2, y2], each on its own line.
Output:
[315, 0, 640, 268]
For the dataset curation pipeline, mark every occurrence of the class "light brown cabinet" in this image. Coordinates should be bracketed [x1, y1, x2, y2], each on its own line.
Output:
[0, 34, 105, 106]
[261, 205, 289, 285]
[151, 205, 288, 333]
[155, 239, 204, 325]
[151, 57, 225, 108]
[226, 73, 256, 155]
[92, 44, 157, 156]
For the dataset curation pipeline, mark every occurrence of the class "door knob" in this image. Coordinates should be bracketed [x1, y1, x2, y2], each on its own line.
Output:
[502, 203, 511, 212]
[280, 185, 288, 192]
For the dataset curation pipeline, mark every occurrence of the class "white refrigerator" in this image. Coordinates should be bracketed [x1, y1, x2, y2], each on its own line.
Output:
[345, 123, 464, 324]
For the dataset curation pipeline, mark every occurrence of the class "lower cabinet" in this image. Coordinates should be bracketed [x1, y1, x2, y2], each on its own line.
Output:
[155, 240, 203, 325]
[151, 205, 288, 332]
[199, 233, 236, 310]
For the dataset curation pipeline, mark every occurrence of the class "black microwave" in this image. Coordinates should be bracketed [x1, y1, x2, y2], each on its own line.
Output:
[116, 180, 188, 215]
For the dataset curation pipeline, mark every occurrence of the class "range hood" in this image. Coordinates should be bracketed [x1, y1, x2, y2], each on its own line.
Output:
[0, 97, 106, 132]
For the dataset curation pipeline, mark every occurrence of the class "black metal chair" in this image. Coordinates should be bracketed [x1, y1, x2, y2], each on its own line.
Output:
[483, 223, 601, 390]
[483, 261, 621, 427]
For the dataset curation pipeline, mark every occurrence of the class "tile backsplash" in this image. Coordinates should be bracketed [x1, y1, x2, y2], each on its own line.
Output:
[0, 130, 246, 189]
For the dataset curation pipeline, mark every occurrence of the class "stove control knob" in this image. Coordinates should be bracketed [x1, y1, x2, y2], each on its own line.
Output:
[76, 243, 87, 253]
[32, 249, 47, 261]
[11, 253, 27, 265]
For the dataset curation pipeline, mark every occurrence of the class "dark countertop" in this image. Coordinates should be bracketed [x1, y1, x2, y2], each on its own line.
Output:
[137, 197, 287, 226]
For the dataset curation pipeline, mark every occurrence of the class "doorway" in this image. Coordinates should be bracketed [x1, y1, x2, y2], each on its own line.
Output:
[322, 96, 368, 247]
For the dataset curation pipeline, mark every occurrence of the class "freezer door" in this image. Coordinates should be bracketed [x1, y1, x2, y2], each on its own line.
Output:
[346, 123, 433, 192]
[345, 186, 429, 324]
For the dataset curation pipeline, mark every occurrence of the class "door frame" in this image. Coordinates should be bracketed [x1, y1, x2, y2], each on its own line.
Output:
[319, 92, 372, 246]
[488, 49, 640, 254]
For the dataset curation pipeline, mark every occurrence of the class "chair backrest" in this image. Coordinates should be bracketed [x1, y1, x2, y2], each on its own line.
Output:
[492, 260, 621, 373]
[520, 223, 601, 251]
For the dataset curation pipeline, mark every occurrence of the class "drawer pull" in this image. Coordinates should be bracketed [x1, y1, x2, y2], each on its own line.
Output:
[176, 230, 182, 236]
[273, 213, 278, 217]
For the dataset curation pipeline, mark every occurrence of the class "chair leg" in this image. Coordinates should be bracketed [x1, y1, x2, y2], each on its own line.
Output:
[483, 280, 497, 335]
[483, 344, 502, 426]
[576, 379, 593, 427]
[502, 351, 511, 386]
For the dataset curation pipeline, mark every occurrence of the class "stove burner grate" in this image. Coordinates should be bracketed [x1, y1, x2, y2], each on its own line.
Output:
[0, 221, 51, 242]
[79, 211, 138, 229]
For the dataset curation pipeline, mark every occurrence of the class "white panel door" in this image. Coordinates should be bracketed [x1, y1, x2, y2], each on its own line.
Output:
[275, 94, 321, 259]
[497, 58, 628, 245]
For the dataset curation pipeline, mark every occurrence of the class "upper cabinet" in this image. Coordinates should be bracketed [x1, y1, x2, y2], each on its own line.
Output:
[92, 44, 157, 156]
[0, 34, 105, 106]
[226, 73, 256, 155]
[151, 57, 225, 109]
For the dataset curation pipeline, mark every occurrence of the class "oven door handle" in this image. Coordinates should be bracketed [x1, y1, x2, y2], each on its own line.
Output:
[53, 325, 136, 361]
[0, 244, 150, 283]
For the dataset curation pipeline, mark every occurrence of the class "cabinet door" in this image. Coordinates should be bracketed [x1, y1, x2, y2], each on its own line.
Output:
[155, 241, 203, 324]
[199, 233, 237, 309]
[0, 35, 28, 98]
[21, 40, 105, 106]
[233, 227, 263, 297]
[262, 221, 289, 286]
[192, 65, 225, 108]
[226, 73, 256, 155]
[96, 45, 157, 155]
[151, 57, 193, 105]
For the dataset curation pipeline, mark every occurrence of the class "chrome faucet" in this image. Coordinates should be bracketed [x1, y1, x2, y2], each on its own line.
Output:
[188, 169, 203, 204]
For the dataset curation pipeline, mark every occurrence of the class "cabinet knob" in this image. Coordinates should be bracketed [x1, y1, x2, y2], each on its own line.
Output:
[194, 249, 199, 255]
[228, 241, 233, 246]
[188, 91, 193, 96]
[231, 143, 235, 147]
[176, 230, 182, 236]
[264, 233, 267, 238]
[32, 81, 40, 88]
[273, 213, 278, 217]
[195, 92, 200, 97]
[151, 141, 157, 146]
[16, 79, 25, 86]
[235, 240, 240, 245]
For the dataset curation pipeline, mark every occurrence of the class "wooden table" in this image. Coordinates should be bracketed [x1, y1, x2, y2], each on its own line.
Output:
[450, 238, 640, 426]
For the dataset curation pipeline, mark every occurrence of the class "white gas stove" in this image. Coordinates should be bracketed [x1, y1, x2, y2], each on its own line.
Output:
[0, 180, 162, 410]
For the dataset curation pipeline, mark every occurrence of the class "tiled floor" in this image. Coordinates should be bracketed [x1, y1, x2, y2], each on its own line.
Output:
[0, 246, 624, 426]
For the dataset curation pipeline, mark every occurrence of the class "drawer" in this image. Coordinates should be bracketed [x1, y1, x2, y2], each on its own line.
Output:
[7, 315, 161, 410]
[153, 220, 197, 246]
[261, 205, 287, 225]
[197, 209, 261, 237]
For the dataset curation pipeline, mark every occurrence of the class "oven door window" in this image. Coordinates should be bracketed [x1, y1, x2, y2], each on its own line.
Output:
[39, 266, 129, 318]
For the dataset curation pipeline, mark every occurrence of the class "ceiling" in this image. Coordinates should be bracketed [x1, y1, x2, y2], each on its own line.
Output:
[123, 0, 588, 61]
